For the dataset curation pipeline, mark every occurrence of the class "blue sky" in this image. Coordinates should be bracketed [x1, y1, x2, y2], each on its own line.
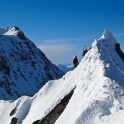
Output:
[0, 0, 124, 64]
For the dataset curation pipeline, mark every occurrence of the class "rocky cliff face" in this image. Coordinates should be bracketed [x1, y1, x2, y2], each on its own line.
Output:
[32, 88, 75, 124]
[0, 26, 64, 100]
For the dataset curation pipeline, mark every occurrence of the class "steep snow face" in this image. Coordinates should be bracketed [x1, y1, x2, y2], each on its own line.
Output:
[0, 26, 19, 35]
[0, 30, 124, 124]
[55, 30, 124, 124]
[0, 26, 27, 40]
[0, 26, 64, 100]
[101, 29, 117, 43]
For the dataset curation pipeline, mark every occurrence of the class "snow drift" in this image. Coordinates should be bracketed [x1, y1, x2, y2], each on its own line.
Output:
[0, 30, 124, 124]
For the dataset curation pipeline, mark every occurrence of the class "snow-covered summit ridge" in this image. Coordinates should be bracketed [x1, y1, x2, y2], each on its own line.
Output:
[0, 26, 26, 40]
[98, 29, 124, 73]
[0, 26, 19, 35]
[100, 29, 117, 43]
[0, 30, 124, 124]
[55, 30, 124, 124]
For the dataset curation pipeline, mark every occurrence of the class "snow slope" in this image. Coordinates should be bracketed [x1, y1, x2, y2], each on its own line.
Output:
[0, 26, 64, 100]
[0, 30, 124, 124]
[55, 30, 124, 124]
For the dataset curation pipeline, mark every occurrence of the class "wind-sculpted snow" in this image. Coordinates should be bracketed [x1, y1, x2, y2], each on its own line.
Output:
[0, 30, 124, 124]
[0, 26, 64, 100]
[55, 30, 124, 124]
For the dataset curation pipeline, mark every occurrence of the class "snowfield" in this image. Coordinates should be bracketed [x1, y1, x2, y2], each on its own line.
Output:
[0, 30, 124, 124]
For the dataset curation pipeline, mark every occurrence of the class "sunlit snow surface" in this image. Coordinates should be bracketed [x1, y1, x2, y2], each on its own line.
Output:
[0, 30, 124, 124]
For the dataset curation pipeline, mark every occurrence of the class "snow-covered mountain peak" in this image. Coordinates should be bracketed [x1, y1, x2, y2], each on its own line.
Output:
[0, 26, 26, 40]
[1, 26, 19, 34]
[0, 30, 124, 124]
[0, 26, 64, 100]
[100, 29, 117, 44]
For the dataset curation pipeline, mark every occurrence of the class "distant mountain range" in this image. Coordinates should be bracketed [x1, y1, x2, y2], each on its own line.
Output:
[55, 63, 73, 73]
[0, 26, 64, 100]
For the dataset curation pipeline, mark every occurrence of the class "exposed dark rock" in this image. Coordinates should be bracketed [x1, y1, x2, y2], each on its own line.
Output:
[12, 26, 20, 30]
[33, 120, 41, 124]
[16, 30, 26, 40]
[33, 88, 75, 124]
[10, 107, 17, 116]
[115, 43, 124, 62]
[10, 117, 18, 124]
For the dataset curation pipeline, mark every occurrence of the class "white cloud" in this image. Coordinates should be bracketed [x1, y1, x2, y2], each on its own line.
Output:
[42, 37, 92, 45]
[38, 44, 75, 56]
[36, 36, 93, 64]
[115, 33, 124, 37]
[37, 38, 81, 56]
[43, 38, 76, 45]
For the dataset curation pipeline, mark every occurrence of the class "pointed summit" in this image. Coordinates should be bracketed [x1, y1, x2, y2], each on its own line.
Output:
[0, 30, 124, 124]
[3, 26, 27, 40]
[100, 29, 117, 44]
[0, 26, 64, 100]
